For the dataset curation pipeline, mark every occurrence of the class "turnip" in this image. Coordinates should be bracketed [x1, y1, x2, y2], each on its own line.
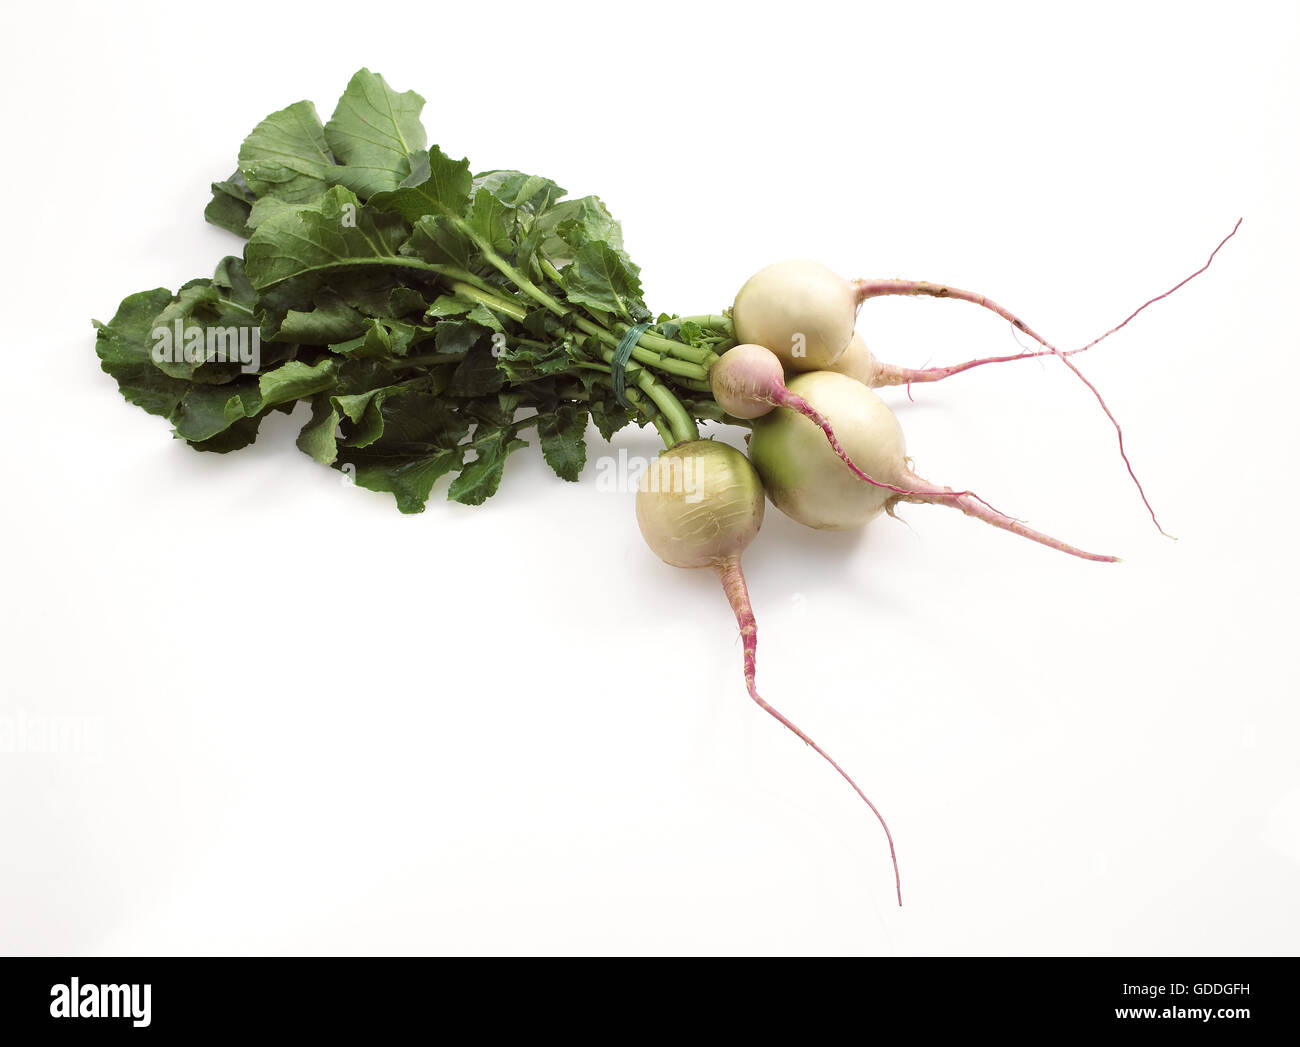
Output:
[749, 371, 1118, 562]
[732, 260, 857, 371]
[636, 439, 902, 905]
[708, 344, 787, 421]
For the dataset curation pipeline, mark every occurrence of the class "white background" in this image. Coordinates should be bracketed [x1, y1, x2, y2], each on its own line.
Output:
[2, 0, 1297, 956]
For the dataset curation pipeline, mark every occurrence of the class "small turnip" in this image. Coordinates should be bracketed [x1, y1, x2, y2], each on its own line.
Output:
[748, 372, 1118, 562]
[707, 344, 787, 421]
[636, 439, 902, 905]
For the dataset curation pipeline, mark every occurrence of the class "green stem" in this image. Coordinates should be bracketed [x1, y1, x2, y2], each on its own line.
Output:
[258, 256, 494, 295]
[644, 408, 674, 447]
[672, 375, 714, 394]
[442, 280, 706, 386]
[452, 218, 569, 317]
[584, 334, 697, 444]
[616, 324, 717, 367]
[570, 317, 707, 380]
[538, 256, 566, 288]
[429, 265, 516, 301]
[448, 281, 529, 323]
[575, 364, 674, 448]
[672, 313, 733, 333]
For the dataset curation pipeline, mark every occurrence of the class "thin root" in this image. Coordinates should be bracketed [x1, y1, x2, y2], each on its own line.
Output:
[898, 470, 1120, 563]
[714, 555, 903, 907]
[854, 220, 1242, 537]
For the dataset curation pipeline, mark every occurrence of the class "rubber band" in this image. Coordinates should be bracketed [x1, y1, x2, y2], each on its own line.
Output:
[611, 322, 650, 408]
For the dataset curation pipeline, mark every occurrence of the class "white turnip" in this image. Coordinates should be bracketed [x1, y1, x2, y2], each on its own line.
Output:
[748, 372, 1119, 562]
[732, 259, 857, 371]
[636, 439, 902, 904]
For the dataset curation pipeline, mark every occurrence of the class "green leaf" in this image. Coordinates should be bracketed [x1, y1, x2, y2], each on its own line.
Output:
[424, 294, 506, 333]
[272, 289, 367, 344]
[537, 405, 588, 481]
[470, 390, 529, 429]
[213, 256, 257, 305]
[342, 317, 438, 360]
[189, 415, 264, 454]
[167, 358, 336, 443]
[672, 320, 706, 347]
[533, 196, 625, 266]
[447, 338, 503, 397]
[297, 395, 341, 464]
[324, 69, 427, 197]
[338, 379, 463, 449]
[402, 214, 476, 270]
[244, 186, 412, 291]
[333, 383, 406, 446]
[331, 380, 474, 512]
[472, 170, 565, 213]
[149, 284, 220, 379]
[561, 242, 650, 322]
[589, 398, 633, 442]
[336, 272, 424, 317]
[238, 100, 336, 202]
[258, 358, 337, 408]
[149, 282, 261, 384]
[388, 287, 428, 318]
[205, 173, 255, 237]
[246, 194, 323, 231]
[340, 447, 464, 514]
[447, 427, 526, 506]
[496, 338, 573, 381]
[332, 357, 393, 396]
[168, 382, 260, 443]
[94, 254, 264, 423]
[368, 146, 473, 223]
[555, 197, 626, 251]
[428, 318, 480, 352]
[467, 188, 514, 254]
[93, 288, 192, 417]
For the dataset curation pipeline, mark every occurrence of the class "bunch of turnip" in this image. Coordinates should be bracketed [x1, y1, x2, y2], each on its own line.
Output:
[94, 68, 1239, 908]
